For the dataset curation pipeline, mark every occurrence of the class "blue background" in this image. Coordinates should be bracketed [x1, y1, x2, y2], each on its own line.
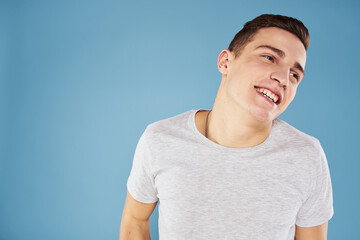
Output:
[1, 0, 359, 239]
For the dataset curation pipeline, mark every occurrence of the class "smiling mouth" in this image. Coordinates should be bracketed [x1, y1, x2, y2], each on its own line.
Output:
[254, 87, 280, 104]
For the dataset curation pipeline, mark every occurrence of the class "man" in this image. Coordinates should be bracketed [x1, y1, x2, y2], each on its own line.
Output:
[120, 14, 334, 240]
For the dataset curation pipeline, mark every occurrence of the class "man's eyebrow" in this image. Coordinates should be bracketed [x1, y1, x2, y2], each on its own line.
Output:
[294, 62, 304, 75]
[256, 45, 285, 58]
[255, 44, 305, 75]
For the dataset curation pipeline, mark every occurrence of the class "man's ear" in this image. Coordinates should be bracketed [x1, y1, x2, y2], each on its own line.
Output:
[217, 49, 232, 75]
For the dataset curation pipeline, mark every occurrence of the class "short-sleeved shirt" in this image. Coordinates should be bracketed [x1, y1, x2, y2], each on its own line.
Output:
[127, 109, 334, 240]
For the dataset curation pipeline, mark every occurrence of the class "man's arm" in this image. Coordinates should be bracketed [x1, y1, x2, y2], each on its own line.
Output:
[295, 222, 328, 240]
[119, 191, 157, 240]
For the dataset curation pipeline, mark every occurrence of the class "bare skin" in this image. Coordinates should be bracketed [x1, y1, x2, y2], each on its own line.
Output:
[200, 27, 306, 149]
[119, 191, 157, 240]
[295, 222, 328, 240]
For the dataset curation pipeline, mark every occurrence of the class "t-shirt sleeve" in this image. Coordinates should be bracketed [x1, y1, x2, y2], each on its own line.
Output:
[126, 127, 158, 203]
[295, 141, 334, 227]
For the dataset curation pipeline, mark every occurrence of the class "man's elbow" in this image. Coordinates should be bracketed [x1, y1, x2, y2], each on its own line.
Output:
[119, 218, 151, 240]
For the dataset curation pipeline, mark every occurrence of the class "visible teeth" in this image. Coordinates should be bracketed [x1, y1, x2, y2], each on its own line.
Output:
[255, 87, 279, 103]
[273, 95, 278, 102]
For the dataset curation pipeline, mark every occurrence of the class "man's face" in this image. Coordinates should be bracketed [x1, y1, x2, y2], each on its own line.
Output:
[220, 27, 307, 123]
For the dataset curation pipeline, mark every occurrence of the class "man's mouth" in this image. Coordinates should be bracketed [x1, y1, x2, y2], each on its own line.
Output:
[254, 87, 280, 104]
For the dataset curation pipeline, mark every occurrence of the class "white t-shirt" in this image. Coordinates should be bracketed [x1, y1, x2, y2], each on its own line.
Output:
[127, 109, 334, 240]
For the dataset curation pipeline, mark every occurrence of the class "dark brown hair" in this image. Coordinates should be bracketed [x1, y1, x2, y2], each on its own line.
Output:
[228, 14, 310, 58]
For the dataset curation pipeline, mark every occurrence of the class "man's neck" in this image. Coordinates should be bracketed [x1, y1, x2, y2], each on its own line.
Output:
[195, 104, 273, 149]
[206, 106, 273, 148]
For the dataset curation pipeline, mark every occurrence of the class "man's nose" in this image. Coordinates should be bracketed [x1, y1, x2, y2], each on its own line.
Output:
[270, 68, 289, 87]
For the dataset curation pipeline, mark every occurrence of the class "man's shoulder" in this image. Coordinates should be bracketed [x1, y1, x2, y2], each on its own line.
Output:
[147, 109, 193, 129]
[274, 118, 322, 152]
[142, 109, 195, 140]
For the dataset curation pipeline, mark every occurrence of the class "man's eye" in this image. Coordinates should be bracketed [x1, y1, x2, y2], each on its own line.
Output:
[290, 72, 299, 81]
[264, 55, 274, 62]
